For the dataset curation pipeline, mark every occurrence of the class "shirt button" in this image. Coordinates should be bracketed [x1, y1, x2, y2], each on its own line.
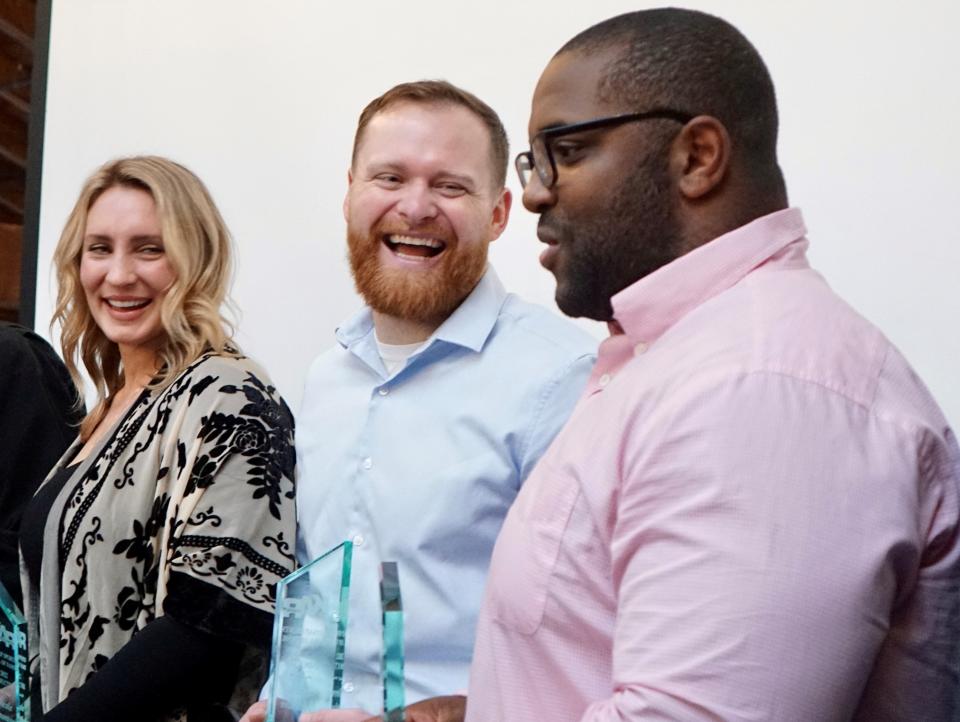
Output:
[599, 373, 612, 387]
[362, 457, 373, 470]
[634, 342, 648, 356]
[343, 681, 355, 693]
[378, 387, 389, 396]
[352, 534, 364, 547]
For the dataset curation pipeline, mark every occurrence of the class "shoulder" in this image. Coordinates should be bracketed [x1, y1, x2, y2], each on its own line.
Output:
[185, 352, 276, 386]
[739, 269, 892, 410]
[0, 323, 79, 416]
[171, 353, 288, 411]
[493, 294, 598, 362]
[0, 323, 53, 369]
[622, 267, 940, 438]
[302, 342, 352, 390]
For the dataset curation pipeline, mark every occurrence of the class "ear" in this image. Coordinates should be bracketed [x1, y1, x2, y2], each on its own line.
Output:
[342, 168, 354, 222]
[671, 116, 731, 200]
[488, 188, 513, 242]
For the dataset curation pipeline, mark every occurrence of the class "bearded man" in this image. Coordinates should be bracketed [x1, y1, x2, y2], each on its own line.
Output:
[241, 80, 596, 722]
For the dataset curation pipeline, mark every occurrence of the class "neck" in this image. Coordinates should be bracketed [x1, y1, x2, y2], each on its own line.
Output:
[118, 343, 161, 391]
[680, 195, 788, 256]
[372, 311, 444, 345]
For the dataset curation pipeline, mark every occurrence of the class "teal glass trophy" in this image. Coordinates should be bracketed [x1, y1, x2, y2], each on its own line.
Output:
[379, 563, 404, 722]
[0, 580, 28, 722]
[267, 542, 405, 722]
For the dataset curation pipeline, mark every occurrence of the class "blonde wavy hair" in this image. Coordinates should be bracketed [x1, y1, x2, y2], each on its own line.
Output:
[52, 156, 237, 439]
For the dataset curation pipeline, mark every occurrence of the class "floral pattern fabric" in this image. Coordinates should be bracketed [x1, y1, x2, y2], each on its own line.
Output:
[24, 353, 297, 720]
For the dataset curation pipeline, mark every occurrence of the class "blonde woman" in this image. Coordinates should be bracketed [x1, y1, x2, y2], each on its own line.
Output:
[20, 156, 296, 721]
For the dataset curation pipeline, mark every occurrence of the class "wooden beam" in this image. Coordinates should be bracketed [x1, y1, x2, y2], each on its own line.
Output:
[0, 88, 28, 116]
[0, 221, 22, 312]
[0, 1, 34, 38]
[0, 42, 29, 88]
[0, 174, 23, 216]
[0, 97, 26, 167]
[0, 15, 31, 52]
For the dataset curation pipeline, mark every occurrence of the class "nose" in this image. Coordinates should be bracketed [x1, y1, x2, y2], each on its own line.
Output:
[521, 171, 556, 214]
[104, 252, 136, 286]
[395, 180, 438, 224]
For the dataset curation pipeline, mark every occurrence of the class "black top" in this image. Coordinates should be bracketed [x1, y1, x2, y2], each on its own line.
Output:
[0, 323, 81, 609]
[20, 464, 74, 581]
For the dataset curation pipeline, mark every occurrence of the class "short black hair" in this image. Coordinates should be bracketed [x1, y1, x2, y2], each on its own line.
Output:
[560, 8, 783, 189]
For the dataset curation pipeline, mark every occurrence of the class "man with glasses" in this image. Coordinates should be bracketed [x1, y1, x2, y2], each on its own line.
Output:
[461, 8, 959, 722]
[239, 80, 595, 722]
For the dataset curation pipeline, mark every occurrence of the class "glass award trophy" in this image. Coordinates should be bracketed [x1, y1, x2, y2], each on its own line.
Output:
[267, 542, 405, 722]
[0, 580, 28, 722]
[379, 562, 404, 722]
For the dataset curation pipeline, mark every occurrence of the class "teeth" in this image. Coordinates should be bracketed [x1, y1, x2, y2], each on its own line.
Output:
[107, 299, 149, 309]
[389, 235, 444, 248]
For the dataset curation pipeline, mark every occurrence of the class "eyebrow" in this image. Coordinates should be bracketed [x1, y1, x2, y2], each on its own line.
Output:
[83, 234, 163, 243]
[436, 172, 477, 187]
[366, 163, 479, 189]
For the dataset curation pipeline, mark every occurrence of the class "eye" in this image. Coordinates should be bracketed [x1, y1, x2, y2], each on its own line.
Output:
[84, 242, 110, 255]
[140, 245, 164, 256]
[373, 173, 402, 188]
[435, 181, 467, 197]
[551, 139, 587, 166]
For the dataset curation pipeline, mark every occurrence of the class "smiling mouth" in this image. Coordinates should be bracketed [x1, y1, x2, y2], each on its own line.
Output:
[383, 234, 446, 259]
[105, 298, 151, 310]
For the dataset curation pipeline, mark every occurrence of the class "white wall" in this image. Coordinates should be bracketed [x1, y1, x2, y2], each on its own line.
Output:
[36, 0, 959, 425]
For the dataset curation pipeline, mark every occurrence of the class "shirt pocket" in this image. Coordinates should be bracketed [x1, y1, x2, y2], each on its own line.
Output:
[488, 462, 580, 635]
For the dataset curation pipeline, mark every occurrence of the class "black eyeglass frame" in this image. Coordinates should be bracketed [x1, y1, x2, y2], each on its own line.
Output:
[515, 109, 694, 189]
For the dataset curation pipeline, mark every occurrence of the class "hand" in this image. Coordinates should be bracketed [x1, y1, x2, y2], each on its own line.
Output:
[0, 683, 15, 707]
[298, 710, 374, 722]
[239, 700, 270, 722]
[238, 699, 300, 722]
[376, 695, 467, 722]
[237, 697, 465, 722]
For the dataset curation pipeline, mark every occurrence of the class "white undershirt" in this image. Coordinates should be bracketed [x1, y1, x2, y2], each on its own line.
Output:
[375, 332, 423, 375]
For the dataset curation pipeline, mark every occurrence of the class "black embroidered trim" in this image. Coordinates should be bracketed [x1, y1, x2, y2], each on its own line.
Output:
[174, 534, 288, 578]
[59, 392, 150, 568]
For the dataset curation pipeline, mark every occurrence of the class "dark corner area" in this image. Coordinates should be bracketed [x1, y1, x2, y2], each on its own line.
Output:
[0, 0, 49, 329]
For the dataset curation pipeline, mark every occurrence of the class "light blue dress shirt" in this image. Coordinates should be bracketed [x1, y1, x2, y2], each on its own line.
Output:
[296, 268, 596, 712]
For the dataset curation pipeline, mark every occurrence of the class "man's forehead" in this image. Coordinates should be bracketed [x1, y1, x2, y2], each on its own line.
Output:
[358, 102, 490, 156]
[529, 49, 622, 133]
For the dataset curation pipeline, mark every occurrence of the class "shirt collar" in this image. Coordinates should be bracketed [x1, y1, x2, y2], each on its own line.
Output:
[335, 265, 507, 354]
[432, 266, 507, 352]
[611, 208, 808, 343]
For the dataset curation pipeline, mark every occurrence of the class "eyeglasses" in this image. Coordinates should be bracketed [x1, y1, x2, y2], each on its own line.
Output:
[515, 109, 693, 190]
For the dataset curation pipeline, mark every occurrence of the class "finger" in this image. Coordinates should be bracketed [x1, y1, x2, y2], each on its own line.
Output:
[299, 710, 373, 722]
[239, 700, 268, 722]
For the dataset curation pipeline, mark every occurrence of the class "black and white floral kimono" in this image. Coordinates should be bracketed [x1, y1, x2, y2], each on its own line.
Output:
[21, 353, 297, 720]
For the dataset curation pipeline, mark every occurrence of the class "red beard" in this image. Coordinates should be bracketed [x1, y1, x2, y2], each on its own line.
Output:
[347, 218, 488, 325]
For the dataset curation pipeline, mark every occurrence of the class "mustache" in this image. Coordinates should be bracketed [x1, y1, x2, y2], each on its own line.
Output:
[537, 214, 562, 243]
[374, 219, 453, 241]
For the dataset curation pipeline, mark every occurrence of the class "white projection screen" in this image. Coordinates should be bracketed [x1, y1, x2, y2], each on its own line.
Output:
[34, 0, 958, 424]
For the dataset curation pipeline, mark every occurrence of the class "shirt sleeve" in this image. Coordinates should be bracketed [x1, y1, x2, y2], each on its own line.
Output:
[162, 358, 298, 649]
[37, 615, 242, 722]
[582, 371, 960, 721]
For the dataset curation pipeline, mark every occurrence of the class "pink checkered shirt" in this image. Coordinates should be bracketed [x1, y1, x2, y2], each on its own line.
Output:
[466, 208, 960, 722]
